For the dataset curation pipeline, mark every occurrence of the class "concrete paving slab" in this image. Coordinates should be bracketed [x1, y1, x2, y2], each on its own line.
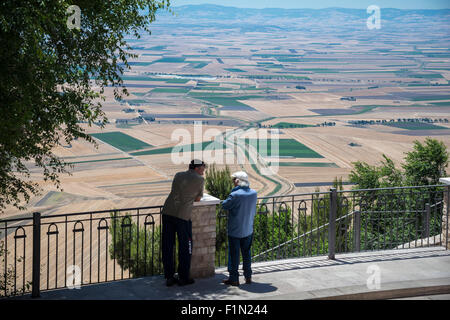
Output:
[9, 246, 450, 300]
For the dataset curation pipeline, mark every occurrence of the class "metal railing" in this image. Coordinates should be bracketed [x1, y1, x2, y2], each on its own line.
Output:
[216, 184, 448, 267]
[0, 206, 164, 298]
[1, 184, 448, 298]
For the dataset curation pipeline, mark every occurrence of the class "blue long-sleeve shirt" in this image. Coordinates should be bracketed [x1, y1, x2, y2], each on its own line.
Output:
[221, 186, 258, 238]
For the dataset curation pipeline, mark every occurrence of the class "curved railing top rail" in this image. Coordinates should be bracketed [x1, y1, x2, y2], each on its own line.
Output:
[216, 183, 447, 204]
[0, 205, 164, 224]
[1, 184, 446, 223]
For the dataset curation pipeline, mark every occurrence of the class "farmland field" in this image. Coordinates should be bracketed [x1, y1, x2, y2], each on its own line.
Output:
[90, 132, 153, 152]
[150, 88, 191, 93]
[130, 141, 228, 156]
[243, 138, 324, 158]
[3, 5, 450, 219]
[269, 162, 339, 167]
[382, 122, 449, 130]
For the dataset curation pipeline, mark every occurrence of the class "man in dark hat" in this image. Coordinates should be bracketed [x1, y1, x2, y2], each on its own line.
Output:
[161, 159, 206, 286]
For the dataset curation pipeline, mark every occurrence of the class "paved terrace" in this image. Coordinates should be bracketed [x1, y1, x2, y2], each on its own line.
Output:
[14, 246, 450, 300]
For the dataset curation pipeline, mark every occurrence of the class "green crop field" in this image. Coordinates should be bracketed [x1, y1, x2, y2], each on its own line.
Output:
[224, 68, 247, 73]
[268, 162, 339, 168]
[151, 57, 186, 63]
[408, 73, 444, 79]
[147, 45, 167, 51]
[190, 95, 257, 110]
[197, 82, 221, 86]
[194, 87, 233, 91]
[130, 141, 227, 156]
[411, 95, 450, 101]
[127, 62, 154, 66]
[90, 132, 153, 152]
[382, 122, 448, 130]
[165, 78, 191, 83]
[192, 62, 209, 69]
[67, 157, 133, 165]
[151, 88, 191, 94]
[429, 102, 450, 107]
[244, 138, 324, 158]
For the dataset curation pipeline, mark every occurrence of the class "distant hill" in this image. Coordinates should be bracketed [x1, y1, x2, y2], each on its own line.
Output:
[155, 4, 450, 21]
[151, 5, 450, 33]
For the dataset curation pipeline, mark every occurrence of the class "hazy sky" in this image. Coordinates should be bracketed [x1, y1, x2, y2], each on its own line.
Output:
[171, 0, 450, 9]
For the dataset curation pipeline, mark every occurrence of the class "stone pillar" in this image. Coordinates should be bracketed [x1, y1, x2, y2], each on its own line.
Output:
[439, 178, 450, 250]
[190, 193, 220, 278]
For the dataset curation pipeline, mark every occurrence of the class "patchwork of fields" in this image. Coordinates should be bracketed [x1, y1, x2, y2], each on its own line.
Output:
[4, 6, 450, 218]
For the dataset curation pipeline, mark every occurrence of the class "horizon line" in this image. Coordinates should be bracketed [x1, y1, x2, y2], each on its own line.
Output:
[170, 3, 450, 10]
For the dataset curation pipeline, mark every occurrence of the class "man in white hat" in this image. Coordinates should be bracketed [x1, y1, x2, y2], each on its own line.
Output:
[221, 171, 257, 286]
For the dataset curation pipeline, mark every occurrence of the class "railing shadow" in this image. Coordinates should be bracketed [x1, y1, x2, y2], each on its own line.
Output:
[248, 247, 450, 276]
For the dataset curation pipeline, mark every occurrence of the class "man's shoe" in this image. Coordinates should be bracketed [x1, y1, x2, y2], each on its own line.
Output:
[178, 278, 195, 286]
[166, 277, 178, 287]
[222, 279, 239, 286]
[245, 278, 252, 284]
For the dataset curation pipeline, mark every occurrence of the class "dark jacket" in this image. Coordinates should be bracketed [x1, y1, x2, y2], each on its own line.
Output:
[161, 169, 204, 221]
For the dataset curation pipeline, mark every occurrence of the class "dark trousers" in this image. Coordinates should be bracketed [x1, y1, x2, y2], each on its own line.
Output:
[162, 214, 193, 281]
[227, 234, 253, 282]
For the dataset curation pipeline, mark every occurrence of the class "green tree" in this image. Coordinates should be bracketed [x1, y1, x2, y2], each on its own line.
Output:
[204, 164, 234, 265]
[297, 177, 352, 255]
[403, 138, 449, 186]
[205, 164, 234, 201]
[348, 139, 448, 251]
[252, 206, 295, 262]
[108, 213, 163, 277]
[349, 154, 404, 190]
[0, 0, 170, 212]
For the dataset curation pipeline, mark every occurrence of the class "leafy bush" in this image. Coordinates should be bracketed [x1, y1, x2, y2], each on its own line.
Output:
[108, 213, 163, 277]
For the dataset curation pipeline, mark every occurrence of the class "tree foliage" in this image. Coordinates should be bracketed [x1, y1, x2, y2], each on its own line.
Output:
[108, 213, 163, 277]
[205, 164, 234, 201]
[204, 164, 235, 264]
[403, 138, 449, 186]
[252, 206, 294, 261]
[349, 138, 448, 189]
[0, 0, 170, 212]
[348, 138, 448, 250]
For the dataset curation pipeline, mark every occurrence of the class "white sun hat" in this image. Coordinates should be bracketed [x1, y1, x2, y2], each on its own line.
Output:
[231, 171, 250, 187]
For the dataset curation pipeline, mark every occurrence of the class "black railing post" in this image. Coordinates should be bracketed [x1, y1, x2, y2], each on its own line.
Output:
[328, 188, 337, 260]
[32, 212, 41, 298]
[424, 203, 430, 240]
[446, 185, 449, 250]
[354, 211, 361, 252]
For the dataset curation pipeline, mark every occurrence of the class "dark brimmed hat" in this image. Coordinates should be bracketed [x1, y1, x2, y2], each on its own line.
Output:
[189, 159, 206, 170]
